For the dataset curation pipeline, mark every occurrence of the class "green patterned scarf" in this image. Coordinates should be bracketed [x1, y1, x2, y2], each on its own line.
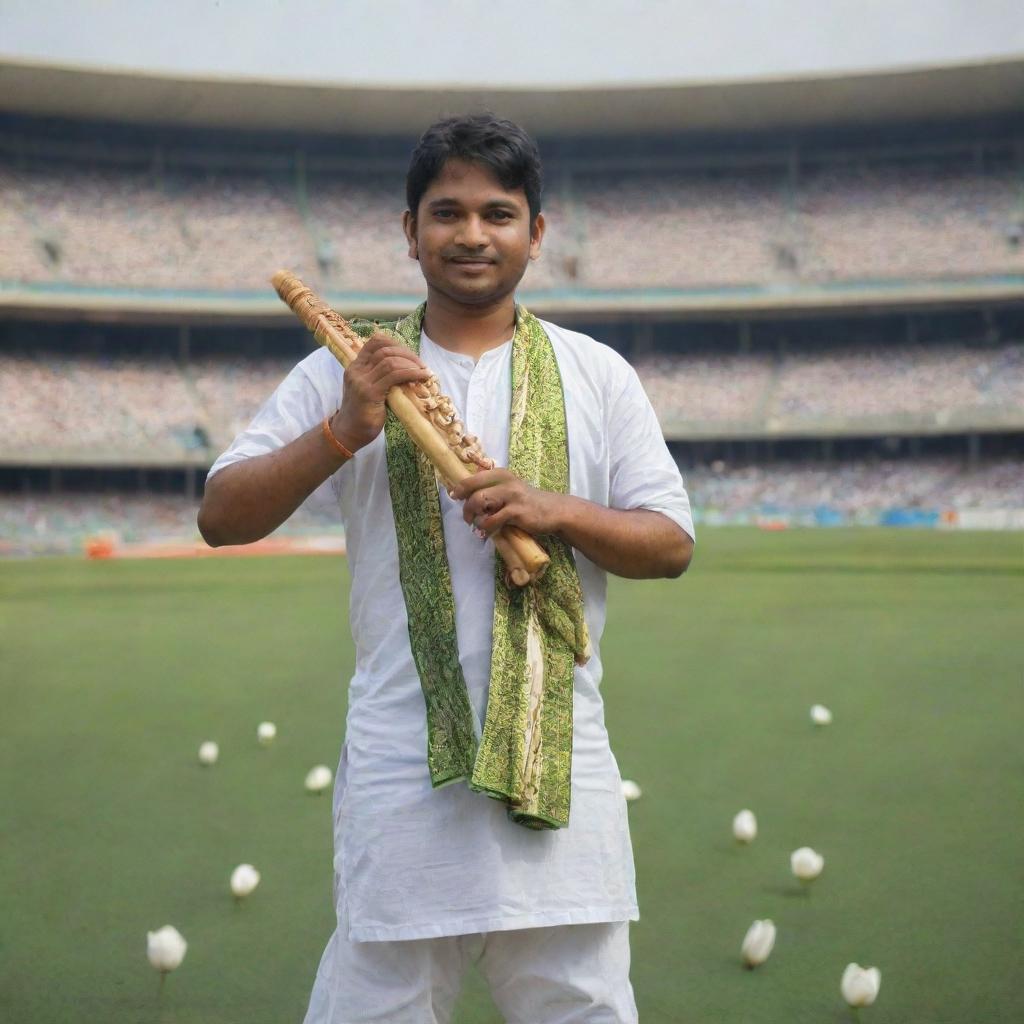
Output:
[348, 302, 589, 829]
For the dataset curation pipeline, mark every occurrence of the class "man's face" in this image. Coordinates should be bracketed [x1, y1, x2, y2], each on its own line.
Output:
[403, 158, 544, 307]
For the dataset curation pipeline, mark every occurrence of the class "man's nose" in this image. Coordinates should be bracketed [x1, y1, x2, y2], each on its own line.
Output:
[455, 214, 488, 248]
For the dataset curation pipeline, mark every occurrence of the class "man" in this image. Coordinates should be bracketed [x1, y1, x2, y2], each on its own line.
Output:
[198, 113, 694, 1024]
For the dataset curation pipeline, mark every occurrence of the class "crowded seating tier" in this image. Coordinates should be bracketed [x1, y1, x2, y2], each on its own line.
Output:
[2, 339, 1021, 460]
[3, 454, 1021, 555]
[3, 157, 1022, 293]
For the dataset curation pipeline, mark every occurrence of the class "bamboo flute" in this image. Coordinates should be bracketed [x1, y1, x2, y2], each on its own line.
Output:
[272, 270, 549, 586]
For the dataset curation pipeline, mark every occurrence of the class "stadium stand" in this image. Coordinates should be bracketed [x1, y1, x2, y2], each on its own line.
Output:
[635, 340, 1024, 433]
[189, 355, 297, 444]
[796, 163, 1024, 282]
[1, 121, 1023, 552]
[2, 149, 1022, 294]
[3, 452, 1022, 556]
[2, 337, 1021, 462]
[0, 491, 339, 557]
[0, 351, 211, 462]
[684, 456, 1024, 517]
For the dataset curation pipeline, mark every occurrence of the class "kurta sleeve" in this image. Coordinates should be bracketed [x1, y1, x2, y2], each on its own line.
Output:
[205, 348, 344, 516]
[607, 357, 696, 543]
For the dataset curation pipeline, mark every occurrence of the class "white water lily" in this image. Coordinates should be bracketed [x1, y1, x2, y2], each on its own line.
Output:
[198, 741, 219, 765]
[733, 809, 757, 843]
[621, 779, 642, 801]
[791, 846, 825, 881]
[256, 721, 277, 745]
[841, 963, 881, 1007]
[305, 765, 334, 793]
[230, 863, 261, 898]
[146, 925, 187, 973]
[811, 704, 833, 726]
[741, 919, 776, 967]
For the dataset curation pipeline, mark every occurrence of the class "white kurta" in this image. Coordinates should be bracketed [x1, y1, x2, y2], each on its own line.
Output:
[207, 315, 695, 943]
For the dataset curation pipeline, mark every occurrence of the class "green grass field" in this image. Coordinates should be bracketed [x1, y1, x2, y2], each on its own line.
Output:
[1, 528, 1021, 1024]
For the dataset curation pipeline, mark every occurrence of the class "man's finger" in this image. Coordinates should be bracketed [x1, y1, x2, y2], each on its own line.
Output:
[368, 356, 431, 387]
[373, 367, 434, 396]
[356, 344, 430, 372]
[478, 506, 515, 535]
[451, 469, 515, 500]
[462, 487, 507, 524]
[359, 333, 430, 367]
[361, 331, 403, 350]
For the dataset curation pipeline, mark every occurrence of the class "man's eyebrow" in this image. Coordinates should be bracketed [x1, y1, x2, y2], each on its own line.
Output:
[426, 197, 520, 210]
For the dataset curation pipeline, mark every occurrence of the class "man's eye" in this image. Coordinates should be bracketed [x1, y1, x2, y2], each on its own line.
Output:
[490, 210, 513, 221]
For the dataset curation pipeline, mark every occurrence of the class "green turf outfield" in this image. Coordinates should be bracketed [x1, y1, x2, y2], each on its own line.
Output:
[1, 527, 1021, 1023]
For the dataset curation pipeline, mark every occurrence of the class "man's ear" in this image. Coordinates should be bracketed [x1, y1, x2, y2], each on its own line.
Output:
[529, 211, 546, 261]
[402, 209, 418, 260]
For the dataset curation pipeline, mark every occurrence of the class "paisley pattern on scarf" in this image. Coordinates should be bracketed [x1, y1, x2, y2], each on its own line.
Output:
[350, 303, 588, 829]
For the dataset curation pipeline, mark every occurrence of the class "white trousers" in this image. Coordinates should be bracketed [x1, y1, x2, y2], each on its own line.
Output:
[302, 919, 638, 1024]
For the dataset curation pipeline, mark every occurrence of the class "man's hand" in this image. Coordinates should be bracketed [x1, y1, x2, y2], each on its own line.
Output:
[453, 467, 693, 579]
[330, 332, 433, 452]
[452, 469, 566, 537]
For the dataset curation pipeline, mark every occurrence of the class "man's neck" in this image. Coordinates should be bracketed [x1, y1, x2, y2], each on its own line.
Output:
[421, 290, 517, 362]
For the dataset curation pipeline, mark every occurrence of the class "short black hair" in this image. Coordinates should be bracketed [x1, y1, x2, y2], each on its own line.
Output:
[406, 113, 543, 222]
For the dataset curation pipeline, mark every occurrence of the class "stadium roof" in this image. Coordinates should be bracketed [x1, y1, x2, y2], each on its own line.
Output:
[2, 0, 1023, 135]
[2, 58, 1023, 137]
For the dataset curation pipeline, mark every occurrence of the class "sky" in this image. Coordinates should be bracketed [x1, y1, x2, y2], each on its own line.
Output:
[2, 0, 1022, 88]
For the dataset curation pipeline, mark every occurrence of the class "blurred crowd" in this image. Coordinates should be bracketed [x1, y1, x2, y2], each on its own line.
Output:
[0, 164, 312, 291]
[576, 164, 1024, 288]
[3, 454, 1020, 556]
[0, 352, 295, 460]
[769, 341, 1024, 419]
[684, 456, 1024, 515]
[3, 157, 1022, 293]
[2, 338, 1022, 460]
[2, 339, 1022, 460]
[635, 350, 777, 425]
[3, 151, 1022, 553]
[0, 491, 339, 557]
[0, 352, 213, 460]
[635, 341, 1024, 428]
[189, 355, 298, 442]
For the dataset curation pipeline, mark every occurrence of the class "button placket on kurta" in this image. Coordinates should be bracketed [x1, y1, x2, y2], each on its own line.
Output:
[422, 332, 514, 735]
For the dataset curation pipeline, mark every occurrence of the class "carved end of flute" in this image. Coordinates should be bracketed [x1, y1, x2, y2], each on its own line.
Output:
[272, 270, 364, 365]
[272, 269, 304, 305]
[272, 270, 319, 332]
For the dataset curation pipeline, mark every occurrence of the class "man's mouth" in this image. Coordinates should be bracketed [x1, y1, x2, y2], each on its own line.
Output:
[450, 257, 495, 265]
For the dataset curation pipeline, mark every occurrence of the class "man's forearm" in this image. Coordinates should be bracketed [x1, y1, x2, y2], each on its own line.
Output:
[553, 496, 693, 579]
[198, 417, 350, 547]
